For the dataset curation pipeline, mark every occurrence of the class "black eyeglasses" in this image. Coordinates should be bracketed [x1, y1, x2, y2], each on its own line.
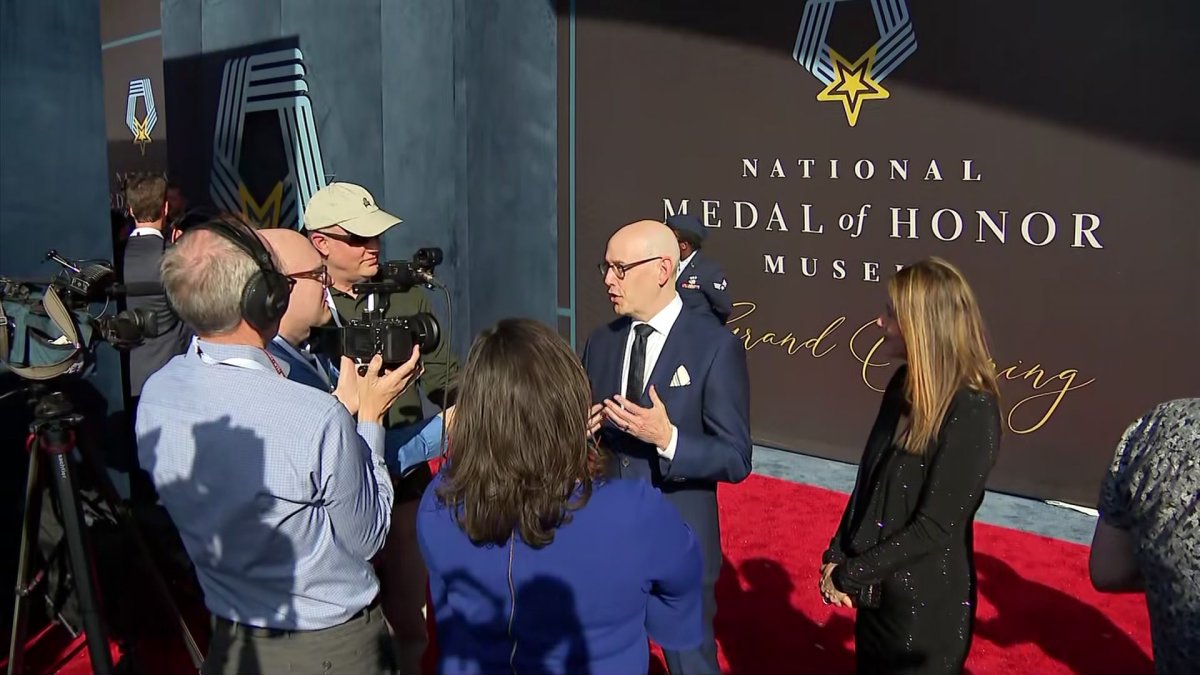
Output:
[598, 257, 662, 280]
[314, 230, 378, 247]
[288, 264, 331, 287]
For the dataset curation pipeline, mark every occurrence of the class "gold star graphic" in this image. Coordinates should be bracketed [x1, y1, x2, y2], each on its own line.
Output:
[816, 46, 890, 127]
[131, 117, 153, 155]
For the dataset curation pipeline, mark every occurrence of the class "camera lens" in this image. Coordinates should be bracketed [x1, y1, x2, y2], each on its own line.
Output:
[408, 312, 441, 354]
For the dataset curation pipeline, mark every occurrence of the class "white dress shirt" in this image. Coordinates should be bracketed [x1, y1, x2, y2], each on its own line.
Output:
[676, 251, 696, 281]
[619, 293, 683, 460]
[130, 226, 164, 239]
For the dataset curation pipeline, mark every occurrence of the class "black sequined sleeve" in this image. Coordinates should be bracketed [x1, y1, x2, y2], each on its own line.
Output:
[824, 367, 908, 566]
[834, 391, 1000, 589]
[822, 502, 854, 565]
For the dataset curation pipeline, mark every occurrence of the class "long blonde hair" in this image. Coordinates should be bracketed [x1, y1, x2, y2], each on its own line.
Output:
[889, 257, 999, 455]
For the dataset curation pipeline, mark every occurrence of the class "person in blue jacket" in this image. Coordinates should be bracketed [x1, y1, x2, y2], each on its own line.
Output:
[419, 318, 704, 674]
[667, 213, 732, 324]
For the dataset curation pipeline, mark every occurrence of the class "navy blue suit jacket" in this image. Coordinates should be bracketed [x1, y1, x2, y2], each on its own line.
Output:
[266, 339, 333, 392]
[677, 251, 732, 324]
[581, 306, 752, 583]
[123, 234, 193, 396]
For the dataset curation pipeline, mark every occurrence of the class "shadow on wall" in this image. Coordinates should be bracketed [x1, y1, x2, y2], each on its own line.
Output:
[551, 0, 1200, 161]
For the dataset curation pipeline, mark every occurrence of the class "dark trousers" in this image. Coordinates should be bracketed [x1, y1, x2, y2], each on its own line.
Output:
[663, 577, 719, 673]
[202, 603, 397, 675]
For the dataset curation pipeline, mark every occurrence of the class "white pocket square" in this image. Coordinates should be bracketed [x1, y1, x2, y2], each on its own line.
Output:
[669, 365, 691, 387]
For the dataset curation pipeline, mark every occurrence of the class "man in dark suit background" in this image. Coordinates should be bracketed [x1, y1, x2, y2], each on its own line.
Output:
[121, 173, 193, 504]
[582, 219, 752, 674]
[122, 173, 193, 400]
[667, 214, 732, 324]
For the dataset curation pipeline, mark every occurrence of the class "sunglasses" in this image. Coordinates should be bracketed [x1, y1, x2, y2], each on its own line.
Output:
[314, 230, 378, 247]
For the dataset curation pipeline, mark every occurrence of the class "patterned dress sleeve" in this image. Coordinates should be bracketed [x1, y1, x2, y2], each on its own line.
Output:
[1098, 411, 1155, 530]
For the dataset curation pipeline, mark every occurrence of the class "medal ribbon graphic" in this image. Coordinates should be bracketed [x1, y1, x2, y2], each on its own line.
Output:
[125, 78, 158, 154]
[792, 0, 918, 126]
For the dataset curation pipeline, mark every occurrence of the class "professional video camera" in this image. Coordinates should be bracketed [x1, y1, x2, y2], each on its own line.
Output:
[319, 247, 445, 366]
[1, 250, 156, 380]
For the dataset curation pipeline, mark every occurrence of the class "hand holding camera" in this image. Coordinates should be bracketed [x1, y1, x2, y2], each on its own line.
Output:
[333, 357, 361, 415]
[353, 346, 423, 424]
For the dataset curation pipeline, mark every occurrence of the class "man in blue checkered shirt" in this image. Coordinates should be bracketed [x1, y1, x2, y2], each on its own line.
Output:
[136, 221, 419, 674]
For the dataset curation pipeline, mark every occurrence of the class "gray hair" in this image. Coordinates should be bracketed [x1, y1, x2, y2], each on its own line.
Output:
[160, 228, 260, 335]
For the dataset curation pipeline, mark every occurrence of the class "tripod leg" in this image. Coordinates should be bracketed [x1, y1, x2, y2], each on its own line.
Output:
[121, 521, 206, 668]
[45, 452, 114, 675]
[76, 436, 205, 669]
[7, 451, 43, 675]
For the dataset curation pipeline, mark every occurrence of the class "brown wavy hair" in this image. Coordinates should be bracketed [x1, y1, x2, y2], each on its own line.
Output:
[889, 257, 1000, 455]
[123, 172, 167, 223]
[436, 318, 606, 547]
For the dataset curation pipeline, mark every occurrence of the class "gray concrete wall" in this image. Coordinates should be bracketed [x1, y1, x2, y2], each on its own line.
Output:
[161, 0, 558, 358]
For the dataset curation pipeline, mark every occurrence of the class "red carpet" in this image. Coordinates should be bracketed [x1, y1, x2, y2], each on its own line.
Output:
[691, 474, 1154, 675]
[5, 474, 1153, 674]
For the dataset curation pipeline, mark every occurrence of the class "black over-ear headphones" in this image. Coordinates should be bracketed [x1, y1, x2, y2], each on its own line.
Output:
[189, 216, 292, 333]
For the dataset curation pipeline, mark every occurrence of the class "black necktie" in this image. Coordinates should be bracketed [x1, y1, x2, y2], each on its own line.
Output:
[625, 323, 655, 404]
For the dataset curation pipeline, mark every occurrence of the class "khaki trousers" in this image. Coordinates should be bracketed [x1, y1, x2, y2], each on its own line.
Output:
[202, 603, 396, 675]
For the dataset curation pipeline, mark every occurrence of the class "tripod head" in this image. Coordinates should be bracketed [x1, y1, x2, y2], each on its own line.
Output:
[30, 387, 82, 453]
[0, 381, 85, 455]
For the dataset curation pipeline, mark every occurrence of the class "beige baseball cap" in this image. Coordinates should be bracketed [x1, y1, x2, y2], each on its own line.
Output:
[303, 182, 401, 237]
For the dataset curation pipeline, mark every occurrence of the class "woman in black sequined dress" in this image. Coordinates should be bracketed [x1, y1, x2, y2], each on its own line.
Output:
[819, 257, 1002, 674]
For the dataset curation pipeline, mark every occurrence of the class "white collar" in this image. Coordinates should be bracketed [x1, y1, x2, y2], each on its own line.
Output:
[633, 293, 683, 336]
[130, 226, 164, 238]
[189, 337, 289, 376]
[676, 251, 697, 280]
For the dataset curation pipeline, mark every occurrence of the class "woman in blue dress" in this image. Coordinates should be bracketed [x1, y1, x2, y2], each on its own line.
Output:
[418, 318, 704, 674]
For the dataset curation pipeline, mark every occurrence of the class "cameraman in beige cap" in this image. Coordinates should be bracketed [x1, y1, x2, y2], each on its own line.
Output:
[305, 182, 458, 673]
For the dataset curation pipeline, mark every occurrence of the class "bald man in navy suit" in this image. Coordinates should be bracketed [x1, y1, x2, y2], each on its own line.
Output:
[582, 220, 752, 674]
